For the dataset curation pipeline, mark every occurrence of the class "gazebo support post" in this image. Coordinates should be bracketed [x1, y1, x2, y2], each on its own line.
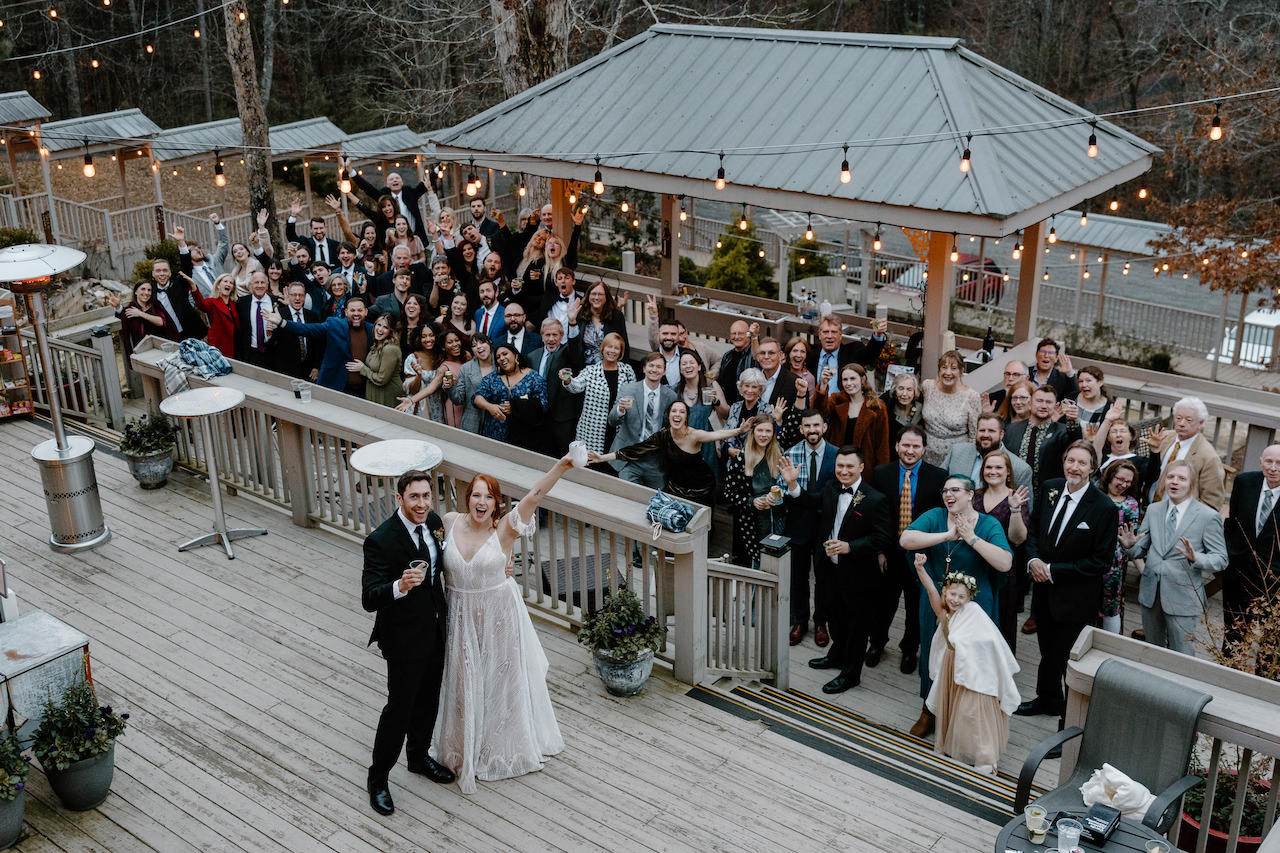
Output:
[549, 178, 571, 245]
[302, 159, 314, 219]
[1095, 251, 1110, 326]
[116, 148, 130, 208]
[37, 128, 60, 243]
[659, 193, 680, 295]
[921, 230, 956, 376]
[150, 152, 165, 209]
[1013, 220, 1046, 344]
[6, 134, 23, 197]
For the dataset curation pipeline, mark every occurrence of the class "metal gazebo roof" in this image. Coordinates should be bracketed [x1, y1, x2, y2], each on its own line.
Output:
[343, 125, 424, 164]
[149, 116, 351, 165]
[431, 24, 1160, 238]
[36, 109, 162, 158]
[0, 91, 51, 126]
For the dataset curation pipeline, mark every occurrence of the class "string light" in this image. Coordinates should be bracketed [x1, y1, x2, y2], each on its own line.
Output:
[959, 133, 972, 172]
[840, 262, 846, 270]
[214, 150, 226, 187]
[1202, 257, 1210, 266]
[49, 8, 58, 18]
[620, 200, 629, 213]
[1138, 187, 1148, 199]
[1011, 233, 1022, 260]
[145, 44, 153, 54]
[1123, 262, 1130, 275]
[1048, 215, 1057, 243]
[517, 173, 526, 197]
[714, 152, 725, 190]
[593, 157, 604, 195]
[465, 158, 477, 196]
[239, 10, 246, 20]
[82, 139, 95, 177]
[568, 189, 576, 205]
[872, 224, 882, 252]
[738, 208, 748, 231]
[1080, 209, 1089, 227]
[91, 59, 99, 68]
[1087, 122, 1098, 158]
[1083, 267, 1091, 279]
[1043, 272, 1049, 281]
[1210, 104, 1222, 141]
[840, 145, 851, 183]
[32, 70, 41, 80]
[631, 218, 639, 228]
[760, 249, 766, 258]
[194, 28, 201, 38]
[798, 257, 806, 265]
[950, 235, 958, 263]
[804, 213, 813, 241]
[679, 198, 687, 222]
[1109, 198, 1119, 211]
[1070, 252, 1077, 260]
[716, 239, 722, 249]
[1241, 249, 1249, 259]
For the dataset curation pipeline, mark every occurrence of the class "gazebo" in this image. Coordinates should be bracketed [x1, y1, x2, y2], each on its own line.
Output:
[0, 91, 52, 198]
[431, 24, 1160, 367]
[34, 109, 164, 212]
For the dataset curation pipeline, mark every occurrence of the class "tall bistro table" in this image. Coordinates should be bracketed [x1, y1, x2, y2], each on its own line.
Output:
[160, 386, 268, 559]
[996, 812, 1169, 853]
[348, 439, 445, 527]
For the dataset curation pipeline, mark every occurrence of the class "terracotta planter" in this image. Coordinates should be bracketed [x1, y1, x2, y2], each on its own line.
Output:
[1178, 773, 1269, 853]
[44, 744, 114, 811]
[593, 647, 655, 697]
[124, 447, 174, 489]
[0, 789, 23, 850]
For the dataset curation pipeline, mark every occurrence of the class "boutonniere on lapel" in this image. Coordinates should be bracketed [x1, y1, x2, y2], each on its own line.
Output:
[1047, 488, 1060, 505]
[432, 528, 446, 547]
[850, 491, 866, 511]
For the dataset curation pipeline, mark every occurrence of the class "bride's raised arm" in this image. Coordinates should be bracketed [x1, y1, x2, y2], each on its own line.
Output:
[500, 454, 575, 547]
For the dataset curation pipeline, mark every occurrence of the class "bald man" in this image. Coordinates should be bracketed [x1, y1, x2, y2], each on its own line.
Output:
[717, 320, 758, 406]
[1224, 444, 1280, 657]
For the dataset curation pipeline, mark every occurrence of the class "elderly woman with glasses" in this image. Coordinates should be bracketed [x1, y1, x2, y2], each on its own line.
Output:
[900, 475, 1013, 733]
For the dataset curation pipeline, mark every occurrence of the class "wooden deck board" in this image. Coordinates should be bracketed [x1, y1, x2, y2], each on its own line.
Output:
[0, 416, 1011, 852]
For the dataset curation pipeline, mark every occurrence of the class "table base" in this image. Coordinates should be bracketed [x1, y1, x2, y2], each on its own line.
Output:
[178, 526, 268, 560]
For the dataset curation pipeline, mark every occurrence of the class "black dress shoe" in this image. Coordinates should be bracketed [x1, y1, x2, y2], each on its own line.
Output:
[368, 778, 394, 816]
[822, 673, 860, 694]
[865, 646, 883, 668]
[899, 650, 918, 674]
[1044, 743, 1064, 759]
[1014, 699, 1062, 717]
[808, 655, 837, 670]
[407, 756, 456, 784]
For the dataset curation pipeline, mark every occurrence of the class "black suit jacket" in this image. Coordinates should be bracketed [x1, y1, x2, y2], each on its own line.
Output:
[361, 511, 447, 661]
[1025, 480, 1116, 623]
[270, 306, 322, 379]
[718, 346, 758, 406]
[764, 366, 800, 409]
[790, 479, 894, 572]
[353, 174, 431, 243]
[1003, 418, 1083, 487]
[1035, 367, 1078, 401]
[153, 281, 208, 341]
[373, 264, 429, 299]
[869, 460, 948, 545]
[1225, 471, 1280, 598]
[285, 218, 342, 268]
[234, 293, 279, 364]
[530, 346, 580, 426]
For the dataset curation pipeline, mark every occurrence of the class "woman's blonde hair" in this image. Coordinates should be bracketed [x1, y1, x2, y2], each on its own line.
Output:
[743, 415, 782, 478]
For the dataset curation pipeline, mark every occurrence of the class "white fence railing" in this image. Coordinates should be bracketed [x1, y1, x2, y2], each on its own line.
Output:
[19, 329, 125, 429]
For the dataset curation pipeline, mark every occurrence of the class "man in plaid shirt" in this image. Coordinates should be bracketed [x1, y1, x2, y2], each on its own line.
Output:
[781, 409, 839, 648]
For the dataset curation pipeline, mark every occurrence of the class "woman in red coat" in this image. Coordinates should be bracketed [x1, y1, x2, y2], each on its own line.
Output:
[813, 362, 890, 469]
[183, 271, 239, 358]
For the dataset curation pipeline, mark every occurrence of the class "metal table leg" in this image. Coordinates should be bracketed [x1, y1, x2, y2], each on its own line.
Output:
[177, 414, 267, 559]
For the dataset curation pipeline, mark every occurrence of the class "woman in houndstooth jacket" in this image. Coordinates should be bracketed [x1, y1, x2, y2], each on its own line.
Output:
[561, 332, 635, 461]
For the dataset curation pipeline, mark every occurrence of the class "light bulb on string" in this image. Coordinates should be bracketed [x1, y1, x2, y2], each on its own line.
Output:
[568, 190, 576, 205]
[239, 10, 246, 20]
[1003, 273, 1010, 282]
[950, 234, 959, 263]
[1138, 187, 1148, 199]
[840, 145, 851, 183]
[1109, 198, 1119, 211]
[1097, 255, 1103, 263]
[840, 262, 847, 271]
[196, 164, 202, 171]
[1210, 104, 1223, 141]
[1083, 268, 1091, 279]
[1241, 249, 1249, 259]
[760, 250, 766, 258]
[959, 133, 972, 172]
[1162, 262, 1170, 270]
[1048, 215, 1057, 244]
[714, 152, 725, 190]
[798, 257, 806, 266]
[679, 198, 687, 222]
[716, 240, 722, 249]
[194, 28, 201, 38]
[1087, 122, 1098, 158]
[1080, 210, 1088, 227]
[338, 166, 349, 194]
[593, 157, 604, 195]
[631, 218, 639, 228]
[804, 213, 813, 242]
[465, 158, 478, 197]
[1182, 272, 1189, 279]
[91, 59, 99, 68]
[1043, 272, 1049, 281]
[872, 224, 882, 252]
[32, 70, 40, 80]
[620, 200, 629, 213]
[517, 173, 526, 197]
[738, 208, 748, 231]
[1070, 252, 1077, 260]
[49, 7, 57, 17]
[1123, 262, 1130, 275]
[146, 44, 153, 54]
[1202, 257, 1210, 266]
[82, 139, 95, 178]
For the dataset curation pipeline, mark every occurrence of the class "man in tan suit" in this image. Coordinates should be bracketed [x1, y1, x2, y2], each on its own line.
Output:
[1142, 396, 1225, 510]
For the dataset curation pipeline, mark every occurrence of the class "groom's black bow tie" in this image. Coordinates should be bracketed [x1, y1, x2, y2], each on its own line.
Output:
[839, 486, 856, 495]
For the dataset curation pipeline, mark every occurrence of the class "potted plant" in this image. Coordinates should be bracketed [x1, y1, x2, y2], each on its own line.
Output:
[577, 584, 666, 696]
[1178, 751, 1270, 853]
[31, 674, 128, 811]
[0, 734, 30, 849]
[119, 409, 177, 488]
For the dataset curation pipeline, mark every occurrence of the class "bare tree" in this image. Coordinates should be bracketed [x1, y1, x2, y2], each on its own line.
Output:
[223, 0, 277, 241]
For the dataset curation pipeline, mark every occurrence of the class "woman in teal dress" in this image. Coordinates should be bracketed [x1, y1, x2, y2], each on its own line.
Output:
[900, 475, 1013, 701]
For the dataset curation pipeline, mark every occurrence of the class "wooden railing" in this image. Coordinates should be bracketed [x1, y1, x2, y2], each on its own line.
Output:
[705, 551, 790, 688]
[19, 328, 125, 429]
[1066, 629, 1280, 853]
[126, 339, 790, 687]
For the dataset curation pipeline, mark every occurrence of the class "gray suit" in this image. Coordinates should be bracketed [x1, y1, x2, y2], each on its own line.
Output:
[1124, 497, 1227, 655]
[607, 380, 676, 485]
[447, 358, 489, 434]
[943, 442, 1034, 503]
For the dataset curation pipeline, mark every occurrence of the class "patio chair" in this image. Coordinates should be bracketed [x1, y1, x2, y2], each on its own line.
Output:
[1014, 659, 1212, 833]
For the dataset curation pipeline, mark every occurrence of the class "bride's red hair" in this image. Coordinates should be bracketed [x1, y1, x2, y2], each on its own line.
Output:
[464, 473, 504, 529]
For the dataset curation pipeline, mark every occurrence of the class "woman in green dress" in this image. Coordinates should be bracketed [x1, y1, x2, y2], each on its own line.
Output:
[349, 313, 402, 408]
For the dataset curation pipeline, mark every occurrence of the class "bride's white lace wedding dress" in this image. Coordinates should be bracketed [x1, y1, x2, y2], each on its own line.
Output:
[431, 513, 564, 793]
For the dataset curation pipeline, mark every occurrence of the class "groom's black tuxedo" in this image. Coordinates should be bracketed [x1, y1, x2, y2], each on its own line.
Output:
[362, 509, 447, 784]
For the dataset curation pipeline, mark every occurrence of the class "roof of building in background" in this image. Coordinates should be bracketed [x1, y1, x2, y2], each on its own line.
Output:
[38, 109, 162, 157]
[150, 118, 243, 164]
[268, 118, 348, 158]
[344, 125, 423, 162]
[0, 90, 52, 126]
[431, 24, 1160, 237]
[1050, 211, 1167, 256]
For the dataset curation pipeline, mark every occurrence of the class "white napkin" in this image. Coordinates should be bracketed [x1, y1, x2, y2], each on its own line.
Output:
[1080, 763, 1156, 819]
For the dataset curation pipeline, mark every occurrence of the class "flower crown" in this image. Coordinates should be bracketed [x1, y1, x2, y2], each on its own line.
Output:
[942, 571, 978, 598]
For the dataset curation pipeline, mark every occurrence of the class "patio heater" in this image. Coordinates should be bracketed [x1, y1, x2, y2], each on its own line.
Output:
[0, 244, 111, 553]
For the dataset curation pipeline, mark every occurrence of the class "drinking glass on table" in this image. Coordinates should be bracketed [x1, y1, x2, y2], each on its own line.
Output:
[1056, 818, 1082, 853]
[1024, 804, 1049, 842]
[1145, 842, 1170, 853]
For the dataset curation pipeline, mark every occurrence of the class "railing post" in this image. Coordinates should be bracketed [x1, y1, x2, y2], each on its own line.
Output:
[758, 542, 792, 690]
[276, 420, 314, 528]
[673, 525, 708, 685]
[89, 327, 125, 429]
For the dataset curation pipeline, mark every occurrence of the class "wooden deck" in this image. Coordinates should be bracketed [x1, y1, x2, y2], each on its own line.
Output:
[0, 413, 1181, 853]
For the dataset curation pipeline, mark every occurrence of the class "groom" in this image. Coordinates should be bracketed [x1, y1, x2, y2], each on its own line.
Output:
[362, 469, 455, 815]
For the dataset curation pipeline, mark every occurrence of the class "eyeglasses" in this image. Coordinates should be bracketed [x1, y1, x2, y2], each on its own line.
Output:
[1003, 371, 1025, 377]
[1010, 395, 1031, 402]
[940, 487, 968, 495]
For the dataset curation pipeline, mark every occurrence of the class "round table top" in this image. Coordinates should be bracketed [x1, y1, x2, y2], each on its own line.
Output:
[160, 386, 247, 419]
[349, 439, 444, 477]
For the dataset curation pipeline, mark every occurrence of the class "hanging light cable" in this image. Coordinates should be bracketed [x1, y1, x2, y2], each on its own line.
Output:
[517, 173, 527, 197]
[1048, 215, 1057, 244]
[715, 151, 725, 190]
[82, 138, 95, 177]
[593, 157, 604, 195]
[804, 213, 813, 241]
[679, 196, 687, 222]
[950, 234, 959, 263]
[872, 223, 882, 252]
[1210, 103, 1223, 140]
[1087, 122, 1098, 158]
[214, 148, 226, 188]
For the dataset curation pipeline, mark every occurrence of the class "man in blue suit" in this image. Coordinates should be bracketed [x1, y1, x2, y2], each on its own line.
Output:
[782, 409, 839, 647]
[268, 294, 375, 395]
[474, 280, 504, 345]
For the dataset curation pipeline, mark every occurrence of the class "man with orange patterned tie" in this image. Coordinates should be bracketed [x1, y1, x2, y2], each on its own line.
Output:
[1141, 396, 1225, 511]
[867, 426, 947, 721]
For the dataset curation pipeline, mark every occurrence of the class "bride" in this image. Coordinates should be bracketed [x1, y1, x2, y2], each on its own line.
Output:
[431, 454, 572, 793]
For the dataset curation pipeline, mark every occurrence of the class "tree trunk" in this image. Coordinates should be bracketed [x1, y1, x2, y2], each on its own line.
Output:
[197, 0, 213, 122]
[260, 0, 279, 109]
[223, 0, 277, 242]
[57, 19, 82, 118]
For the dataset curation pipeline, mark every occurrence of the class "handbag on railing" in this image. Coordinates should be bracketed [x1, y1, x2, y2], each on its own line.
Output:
[646, 491, 695, 539]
